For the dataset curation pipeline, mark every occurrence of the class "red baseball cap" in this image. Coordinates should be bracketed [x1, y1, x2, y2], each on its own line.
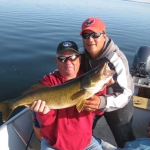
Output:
[80, 17, 106, 35]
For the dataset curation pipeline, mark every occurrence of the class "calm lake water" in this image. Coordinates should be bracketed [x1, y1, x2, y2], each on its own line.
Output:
[0, 0, 150, 124]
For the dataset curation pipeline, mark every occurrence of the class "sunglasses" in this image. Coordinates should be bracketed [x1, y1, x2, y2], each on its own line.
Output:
[57, 54, 80, 63]
[82, 32, 104, 39]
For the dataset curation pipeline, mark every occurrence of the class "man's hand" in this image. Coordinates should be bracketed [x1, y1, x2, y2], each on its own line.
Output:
[82, 78, 115, 112]
[31, 100, 50, 114]
[82, 95, 100, 112]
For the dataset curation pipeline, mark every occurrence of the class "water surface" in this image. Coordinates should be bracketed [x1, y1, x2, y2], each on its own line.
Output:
[0, 0, 150, 124]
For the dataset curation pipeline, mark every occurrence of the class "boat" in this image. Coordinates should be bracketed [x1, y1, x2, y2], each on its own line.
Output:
[0, 46, 150, 150]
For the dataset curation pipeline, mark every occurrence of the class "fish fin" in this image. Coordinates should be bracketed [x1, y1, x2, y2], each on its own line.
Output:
[71, 89, 87, 100]
[22, 83, 46, 95]
[24, 104, 31, 107]
[0, 101, 13, 122]
[76, 99, 86, 112]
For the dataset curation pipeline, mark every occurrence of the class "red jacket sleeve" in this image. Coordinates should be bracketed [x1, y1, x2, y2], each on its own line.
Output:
[36, 110, 57, 126]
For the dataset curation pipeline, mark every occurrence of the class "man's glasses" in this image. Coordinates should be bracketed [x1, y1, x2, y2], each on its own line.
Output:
[57, 54, 80, 63]
[82, 32, 104, 39]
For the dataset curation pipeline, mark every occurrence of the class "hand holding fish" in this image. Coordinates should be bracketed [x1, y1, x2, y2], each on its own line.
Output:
[31, 100, 50, 114]
[83, 78, 115, 112]
[83, 95, 100, 111]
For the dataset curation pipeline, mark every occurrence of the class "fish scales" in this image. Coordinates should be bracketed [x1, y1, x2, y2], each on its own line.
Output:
[12, 80, 81, 109]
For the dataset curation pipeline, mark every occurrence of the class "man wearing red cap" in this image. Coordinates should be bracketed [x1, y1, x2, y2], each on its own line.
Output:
[79, 17, 135, 147]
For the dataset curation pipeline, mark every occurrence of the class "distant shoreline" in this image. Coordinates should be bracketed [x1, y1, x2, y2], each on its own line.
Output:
[123, 0, 150, 4]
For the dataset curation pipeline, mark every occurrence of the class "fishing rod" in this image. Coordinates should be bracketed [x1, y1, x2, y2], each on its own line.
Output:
[25, 129, 34, 150]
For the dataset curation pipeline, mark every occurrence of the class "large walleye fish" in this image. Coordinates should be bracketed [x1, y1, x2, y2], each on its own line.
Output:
[0, 62, 115, 122]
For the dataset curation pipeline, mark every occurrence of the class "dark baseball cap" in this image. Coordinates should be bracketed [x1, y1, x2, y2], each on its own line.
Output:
[57, 41, 79, 54]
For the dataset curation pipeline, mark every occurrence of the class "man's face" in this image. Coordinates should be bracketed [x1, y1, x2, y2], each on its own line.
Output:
[55, 50, 81, 80]
[82, 30, 106, 59]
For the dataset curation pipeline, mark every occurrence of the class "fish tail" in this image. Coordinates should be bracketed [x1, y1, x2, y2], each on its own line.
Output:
[0, 101, 13, 122]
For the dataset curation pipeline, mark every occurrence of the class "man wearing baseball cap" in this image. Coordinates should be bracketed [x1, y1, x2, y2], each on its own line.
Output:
[31, 41, 117, 150]
[79, 17, 135, 147]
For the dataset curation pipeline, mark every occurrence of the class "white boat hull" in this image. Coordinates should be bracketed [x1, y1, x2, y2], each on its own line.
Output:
[0, 108, 40, 150]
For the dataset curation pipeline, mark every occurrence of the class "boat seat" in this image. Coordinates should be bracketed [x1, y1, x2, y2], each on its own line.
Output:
[133, 96, 150, 110]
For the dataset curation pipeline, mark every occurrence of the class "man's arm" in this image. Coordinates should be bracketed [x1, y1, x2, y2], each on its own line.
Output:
[99, 51, 133, 111]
